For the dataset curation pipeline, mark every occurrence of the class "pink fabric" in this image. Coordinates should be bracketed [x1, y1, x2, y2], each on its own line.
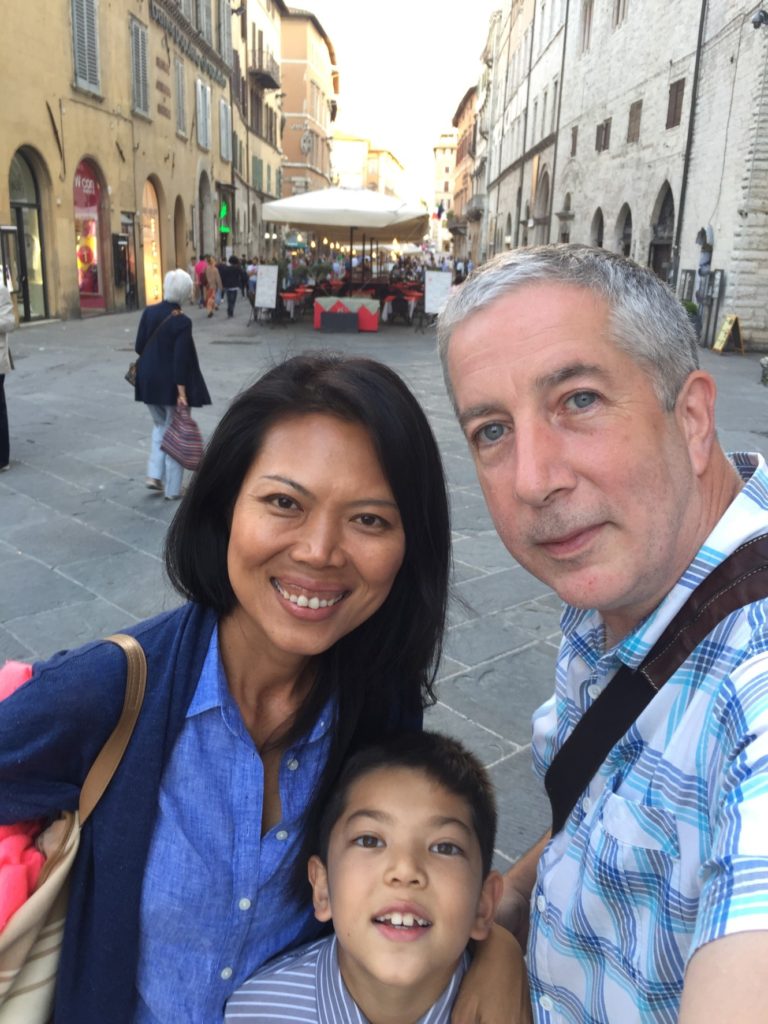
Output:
[0, 660, 44, 931]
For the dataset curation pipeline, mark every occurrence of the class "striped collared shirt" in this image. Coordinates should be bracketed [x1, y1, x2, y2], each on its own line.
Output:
[528, 452, 768, 1023]
[225, 935, 469, 1023]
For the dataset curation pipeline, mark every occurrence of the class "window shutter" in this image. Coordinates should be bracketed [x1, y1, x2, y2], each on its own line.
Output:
[218, 0, 232, 66]
[181, 0, 192, 19]
[196, 79, 205, 146]
[205, 86, 212, 149]
[73, 0, 100, 91]
[201, 0, 213, 44]
[176, 60, 186, 133]
[220, 100, 232, 161]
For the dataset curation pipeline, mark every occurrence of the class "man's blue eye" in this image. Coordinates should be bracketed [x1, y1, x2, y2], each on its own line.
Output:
[569, 392, 597, 409]
[478, 423, 505, 443]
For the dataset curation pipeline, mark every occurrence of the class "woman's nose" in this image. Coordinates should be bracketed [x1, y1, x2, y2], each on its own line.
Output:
[291, 514, 346, 567]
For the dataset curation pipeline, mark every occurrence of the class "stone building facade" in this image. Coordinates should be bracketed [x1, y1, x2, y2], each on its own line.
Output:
[449, 87, 477, 264]
[2, 0, 236, 320]
[279, 10, 338, 199]
[430, 130, 457, 254]
[474, 0, 768, 348]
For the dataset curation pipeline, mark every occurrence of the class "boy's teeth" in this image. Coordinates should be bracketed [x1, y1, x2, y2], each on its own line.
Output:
[376, 912, 429, 928]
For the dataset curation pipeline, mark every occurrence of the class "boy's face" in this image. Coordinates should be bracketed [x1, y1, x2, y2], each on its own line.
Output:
[308, 766, 501, 1010]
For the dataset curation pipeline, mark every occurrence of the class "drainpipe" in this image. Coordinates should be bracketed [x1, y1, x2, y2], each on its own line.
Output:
[547, 0, 571, 242]
[672, 0, 708, 288]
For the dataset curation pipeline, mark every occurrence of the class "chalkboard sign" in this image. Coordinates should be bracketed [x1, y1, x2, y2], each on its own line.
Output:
[713, 314, 743, 354]
[255, 264, 278, 309]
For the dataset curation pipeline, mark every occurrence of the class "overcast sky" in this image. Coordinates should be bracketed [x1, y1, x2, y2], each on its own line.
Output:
[295, 0, 500, 200]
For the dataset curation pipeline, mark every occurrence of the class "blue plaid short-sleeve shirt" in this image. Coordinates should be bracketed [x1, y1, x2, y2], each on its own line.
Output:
[528, 452, 768, 1024]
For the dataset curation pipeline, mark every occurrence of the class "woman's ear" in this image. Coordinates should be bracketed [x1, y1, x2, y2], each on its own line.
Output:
[469, 870, 505, 941]
[308, 855, 333, 923]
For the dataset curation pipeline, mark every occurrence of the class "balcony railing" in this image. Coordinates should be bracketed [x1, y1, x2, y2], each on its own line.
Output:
[465, 194, 485, 221]
[248, 48, 280, 90]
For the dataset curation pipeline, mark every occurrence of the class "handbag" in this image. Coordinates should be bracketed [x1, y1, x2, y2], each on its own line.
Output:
[545, 534, 768, 834]
[126, 310, 180, 387]
[0, 633, 147, 1023]
[160, 404, 204, 471]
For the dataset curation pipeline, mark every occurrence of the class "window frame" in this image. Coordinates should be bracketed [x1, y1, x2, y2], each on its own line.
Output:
[130, 17, 150, 117]
[666, 78, 685, 129]
[72, 0, 101, 94]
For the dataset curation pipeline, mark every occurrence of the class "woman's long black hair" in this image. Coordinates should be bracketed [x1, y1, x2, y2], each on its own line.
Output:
[165, 352, 451, 895]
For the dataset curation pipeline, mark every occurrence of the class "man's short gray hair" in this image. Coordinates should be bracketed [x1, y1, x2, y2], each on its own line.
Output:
[437, 244, 699, 412]
[163, 269, 193, 305]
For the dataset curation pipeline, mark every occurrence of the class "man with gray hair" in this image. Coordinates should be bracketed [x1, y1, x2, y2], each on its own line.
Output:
[438, 244, 768, 1023]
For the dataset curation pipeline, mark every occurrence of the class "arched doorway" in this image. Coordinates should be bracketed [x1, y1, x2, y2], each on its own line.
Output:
[198, 172, 213, 257]
[591, 207, 604, 248]
[142, 179, 163, 305]
[73, 158, 107, 312]
[650, 183, 675, 281]
[9, 149, 49, 321]
[173, 195, 186, 270]
[616, 203, 632, 257]
[534, 170, 550, 245]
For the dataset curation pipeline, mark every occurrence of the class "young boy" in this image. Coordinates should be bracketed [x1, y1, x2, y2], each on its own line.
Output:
[225, 731, 525, 1024]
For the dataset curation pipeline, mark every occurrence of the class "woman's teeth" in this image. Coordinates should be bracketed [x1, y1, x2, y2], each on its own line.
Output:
[273, 580, 345, 609]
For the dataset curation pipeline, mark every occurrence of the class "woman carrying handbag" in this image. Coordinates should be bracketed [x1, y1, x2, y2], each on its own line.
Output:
[133, 269, 210, 499]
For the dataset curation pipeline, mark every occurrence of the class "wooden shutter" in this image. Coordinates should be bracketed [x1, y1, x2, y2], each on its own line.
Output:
[73, 0, 100, 91]
[175, 60, 186, 133]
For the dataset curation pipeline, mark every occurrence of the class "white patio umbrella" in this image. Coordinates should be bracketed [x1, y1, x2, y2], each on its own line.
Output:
[261, 188, 428, 243]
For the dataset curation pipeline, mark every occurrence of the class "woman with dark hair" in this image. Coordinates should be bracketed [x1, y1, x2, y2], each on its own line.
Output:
[0, 352, 518, 1023]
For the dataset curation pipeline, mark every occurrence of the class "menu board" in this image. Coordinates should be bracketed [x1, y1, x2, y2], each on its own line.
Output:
[713, 314, 743, 354]
[255, 264, 279, 309]
[424, 271, 453, 315]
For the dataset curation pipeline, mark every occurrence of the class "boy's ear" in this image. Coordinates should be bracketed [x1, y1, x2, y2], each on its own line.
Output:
[308, 855, 333, 923]
[469, 870, 504, 941]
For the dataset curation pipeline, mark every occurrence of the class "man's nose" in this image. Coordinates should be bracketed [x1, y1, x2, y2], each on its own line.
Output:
[512, 418, 577, 507]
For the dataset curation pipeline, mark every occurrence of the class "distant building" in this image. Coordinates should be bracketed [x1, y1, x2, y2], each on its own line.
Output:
[449, 87, 477, 264]
[280, 8, 338, 198]
[332, 132, 405, 198]
[230, 0, 287, 259]
[465, 0, 768, 348]
[430, 130, 457, 254]
[1, 0, 236, 319]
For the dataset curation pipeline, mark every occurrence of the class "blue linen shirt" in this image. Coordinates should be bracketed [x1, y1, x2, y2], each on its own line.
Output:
[224, 935, 469, 1023]
[528, 453, 768, 1023]
[135, 626, 331, 1023]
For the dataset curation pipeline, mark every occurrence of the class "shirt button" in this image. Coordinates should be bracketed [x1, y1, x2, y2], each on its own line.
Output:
[583, 796, 592, 813]
[220, 967, 233, 980]
[287, 758, 299, 771]
[238, 898, 252, 911]
[587, 683, 602, 700]
[539, 994, 554, 1012]
[536, 894, 547, 913]
[276, 829, 288, 841]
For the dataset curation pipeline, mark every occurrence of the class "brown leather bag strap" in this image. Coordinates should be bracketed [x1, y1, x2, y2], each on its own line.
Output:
[78, 634, 147, 825]
[546, 534, 768, 835]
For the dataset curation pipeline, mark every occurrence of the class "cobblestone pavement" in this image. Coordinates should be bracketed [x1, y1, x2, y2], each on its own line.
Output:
[1, 302, 765, 867]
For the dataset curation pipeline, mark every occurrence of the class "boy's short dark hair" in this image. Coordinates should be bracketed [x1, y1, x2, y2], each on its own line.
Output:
[315, 731, 497, 877]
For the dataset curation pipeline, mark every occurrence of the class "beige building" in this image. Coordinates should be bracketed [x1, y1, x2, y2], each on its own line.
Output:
[448, 87, 477, 263]
[366, 148, 404, 197]
[430, 130, 457, 254]
[230, 0, 287, 261]
[2, 0, 238, 320]
[280, 9, 338, 197]
[332, 131, 406, 198]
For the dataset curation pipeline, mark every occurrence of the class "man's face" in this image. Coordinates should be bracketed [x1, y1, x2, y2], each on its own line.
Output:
[308, 767, 500, 1014]
[447, 282, 708, 640]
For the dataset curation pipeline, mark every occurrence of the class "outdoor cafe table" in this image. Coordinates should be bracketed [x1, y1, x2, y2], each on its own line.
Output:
[313, 295, 380, 332]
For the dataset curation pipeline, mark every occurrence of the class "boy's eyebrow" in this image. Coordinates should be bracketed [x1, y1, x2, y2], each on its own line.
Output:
[344, 808, 474, 837]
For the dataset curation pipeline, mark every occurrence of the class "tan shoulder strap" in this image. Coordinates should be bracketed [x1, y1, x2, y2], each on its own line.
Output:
[78, 634, 147, 825]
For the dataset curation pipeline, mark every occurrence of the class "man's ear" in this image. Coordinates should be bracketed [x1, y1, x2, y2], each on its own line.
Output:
[308, 855, 333, 923]
[469, 869, 504, 941]
[675, 371, 717, 476]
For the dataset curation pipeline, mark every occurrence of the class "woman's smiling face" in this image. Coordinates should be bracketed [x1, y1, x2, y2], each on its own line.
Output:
[223, 413, 406, 673]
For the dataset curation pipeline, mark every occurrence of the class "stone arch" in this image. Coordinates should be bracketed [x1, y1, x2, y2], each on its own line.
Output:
[141, 177, 164, 305]
[649, 181, 675, 281]
[8, 145, 53, 320]
[615, 202, 632, 257]
[534, 168, 551, 244]
[590, 207, 604, 248]
[72, 154, 112, 313]
[174, 195, 187, 269]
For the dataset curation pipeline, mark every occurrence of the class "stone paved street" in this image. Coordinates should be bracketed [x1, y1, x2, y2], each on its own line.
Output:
[1, 304, 765, 868]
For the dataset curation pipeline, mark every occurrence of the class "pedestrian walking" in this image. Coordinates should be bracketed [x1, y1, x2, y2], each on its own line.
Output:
[133, 269, 210, 500]
[0, 283, 16, 472]
[218, 255, 242, 318]
[194, 254, 207, 308]
[204, 255, 222, 317]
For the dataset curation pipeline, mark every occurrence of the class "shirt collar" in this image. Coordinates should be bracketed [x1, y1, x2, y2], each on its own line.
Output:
[317, 936, 469, 1024]
[186, 624, 335, 743]
[561, 452, 765, 670]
